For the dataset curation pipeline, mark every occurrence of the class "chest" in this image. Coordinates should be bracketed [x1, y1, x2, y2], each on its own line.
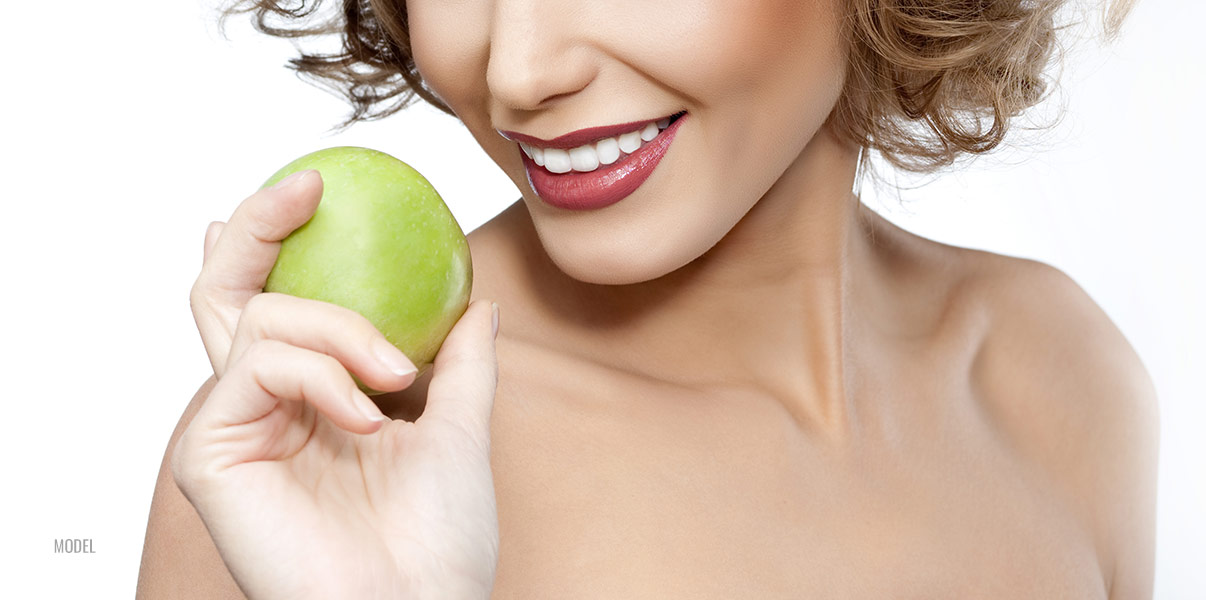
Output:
[484, 352, 1106, 599]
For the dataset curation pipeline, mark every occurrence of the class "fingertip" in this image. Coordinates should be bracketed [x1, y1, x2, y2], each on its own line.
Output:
[351, 388, 389, 426]
[360, 411, 390, 434]
[268, 169, 311, 191]
[294, 169, 323, 195]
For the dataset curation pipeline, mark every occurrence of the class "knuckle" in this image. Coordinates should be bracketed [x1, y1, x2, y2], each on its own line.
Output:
[189, 279, 215, 315]
[242, 338, 284, 365]
[243, 195, 286, 242]
[315, 302, 381, 350]
[240, 292, 272, 323]
[326, 301, 373, 333]
[169, 434, 197, 491]
[238, 292, 289, 336]
[316, 350, 351, 378]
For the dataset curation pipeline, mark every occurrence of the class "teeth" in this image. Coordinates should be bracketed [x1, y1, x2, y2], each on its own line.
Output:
[617, 130, 642, 154]
[639, 122, 658, 142]
[520, 114, 682, 173]
[542, 148, 572, 173]
[569, 145, 599, 171]
[595, 137, 620, 165]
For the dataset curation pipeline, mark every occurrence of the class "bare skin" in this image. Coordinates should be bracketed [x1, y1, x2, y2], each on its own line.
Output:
[432, 131, 1157, 598]
[459, 199, 1159, 599]
[139, 0, 1158, 596]
[138, 141, 1158, 598]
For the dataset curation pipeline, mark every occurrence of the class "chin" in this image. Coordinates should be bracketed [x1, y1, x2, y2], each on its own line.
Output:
[530, 214, 709, 287]
[552, 254, 667, 286]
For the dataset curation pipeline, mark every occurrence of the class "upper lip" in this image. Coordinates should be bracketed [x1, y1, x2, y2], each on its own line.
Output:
[497, 112, 681, 150]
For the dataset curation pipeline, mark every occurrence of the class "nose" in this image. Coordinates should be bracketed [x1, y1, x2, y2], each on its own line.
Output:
[485, 0, 596, 111]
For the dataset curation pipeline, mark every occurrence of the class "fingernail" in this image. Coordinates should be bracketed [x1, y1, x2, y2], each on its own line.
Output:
[353, 390, 389, 423]
[374, 338, 417, 377]
[270, 170, 311, 191]
[491, 302, 500, 339]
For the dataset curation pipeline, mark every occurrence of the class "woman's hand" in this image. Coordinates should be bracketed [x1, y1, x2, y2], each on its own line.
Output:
[174, 171, 500, 599]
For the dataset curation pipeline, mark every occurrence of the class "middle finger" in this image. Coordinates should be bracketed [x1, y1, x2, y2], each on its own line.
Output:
[227, 292, 419, 395]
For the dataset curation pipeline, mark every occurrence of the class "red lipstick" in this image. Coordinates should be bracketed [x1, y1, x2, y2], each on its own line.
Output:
[511, 111, 688, 211]
[500, 116, 667, 151]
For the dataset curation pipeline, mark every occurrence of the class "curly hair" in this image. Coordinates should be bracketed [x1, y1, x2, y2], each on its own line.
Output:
[217, 0, 1134, 175]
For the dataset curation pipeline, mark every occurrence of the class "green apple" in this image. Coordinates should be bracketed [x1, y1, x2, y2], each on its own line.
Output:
[260, 146, 472, 394]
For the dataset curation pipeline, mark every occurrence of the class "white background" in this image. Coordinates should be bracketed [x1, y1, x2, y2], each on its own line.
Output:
[1, 0, 1201, 597]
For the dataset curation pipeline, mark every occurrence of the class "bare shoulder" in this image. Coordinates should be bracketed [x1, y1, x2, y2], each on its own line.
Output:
[137, 375, 247, 599]
[957, 250, 1160, 464]
[864, 205, 1157, 597]
[952, 248, 1159, 599]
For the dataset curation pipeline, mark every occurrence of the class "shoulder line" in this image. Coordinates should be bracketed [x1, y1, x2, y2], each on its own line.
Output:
[962, 255, 1159, 596]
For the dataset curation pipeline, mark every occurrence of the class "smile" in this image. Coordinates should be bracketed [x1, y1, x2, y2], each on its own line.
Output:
[510, 111, 688, 211]
[517, 112, 684, 174]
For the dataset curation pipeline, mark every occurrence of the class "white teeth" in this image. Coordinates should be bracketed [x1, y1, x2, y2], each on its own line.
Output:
[596, 137, 620, 165]
[569, 144, 599, 172]
[639, 122, 658, 142]
[617, 130, 642, 153]
[521, 114, 683, 173]
[542, 148, 572, 173]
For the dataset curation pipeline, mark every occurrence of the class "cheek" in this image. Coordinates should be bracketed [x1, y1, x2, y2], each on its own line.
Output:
[649, 0, 846, 106]
[407, 1, 523, 176]
[649, 0, 848, 202]
[406, 0, 489, 111]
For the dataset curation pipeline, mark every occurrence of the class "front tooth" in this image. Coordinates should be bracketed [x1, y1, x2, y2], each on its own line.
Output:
[569, 144, 600, 172]
[532, 145, 545, 166]
[618, 130, 642, 153]
[640, 122, 659, 142]
[543, 148, 572, 173]
[656, 118, 670, 129]
[596, 137, 620, 165]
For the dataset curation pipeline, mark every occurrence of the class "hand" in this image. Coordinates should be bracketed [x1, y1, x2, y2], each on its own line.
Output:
[174, 170, 501, 599]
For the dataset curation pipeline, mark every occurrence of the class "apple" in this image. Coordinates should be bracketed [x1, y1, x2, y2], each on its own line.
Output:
[260, 146, 472, 394]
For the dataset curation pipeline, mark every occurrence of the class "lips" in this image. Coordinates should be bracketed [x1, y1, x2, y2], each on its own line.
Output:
[500, 112, 680, 150]
[515, 112, 688, 211]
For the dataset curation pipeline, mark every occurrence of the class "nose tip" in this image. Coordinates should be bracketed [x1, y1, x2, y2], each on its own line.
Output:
[485, 6, 594, 111]
[487, 48, 594, 112]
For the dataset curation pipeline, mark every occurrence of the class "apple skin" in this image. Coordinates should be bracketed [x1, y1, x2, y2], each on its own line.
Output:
[260, 146, 472, 394]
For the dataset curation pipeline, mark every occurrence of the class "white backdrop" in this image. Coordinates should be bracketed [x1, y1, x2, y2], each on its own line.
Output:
[1, 0, 1201, 597]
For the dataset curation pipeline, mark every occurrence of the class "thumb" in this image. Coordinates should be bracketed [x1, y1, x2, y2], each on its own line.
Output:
[419, 299, 500, 444]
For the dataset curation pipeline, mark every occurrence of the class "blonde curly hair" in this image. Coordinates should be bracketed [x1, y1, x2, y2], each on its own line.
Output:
[219, 0, 1135, 176]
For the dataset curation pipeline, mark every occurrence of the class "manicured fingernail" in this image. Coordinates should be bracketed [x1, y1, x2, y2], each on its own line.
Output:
[374, 338, 417, 377]
[270, 170, 311, 190]
[353, 390, 389, 423]
[491, 302, 500, 339]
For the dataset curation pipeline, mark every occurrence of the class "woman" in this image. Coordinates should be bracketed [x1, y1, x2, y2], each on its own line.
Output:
[137, 0, 1159, 597]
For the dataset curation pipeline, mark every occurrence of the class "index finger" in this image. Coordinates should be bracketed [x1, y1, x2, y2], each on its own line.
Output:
[196, 169, 321, 307]
[191, 170, 323, 373]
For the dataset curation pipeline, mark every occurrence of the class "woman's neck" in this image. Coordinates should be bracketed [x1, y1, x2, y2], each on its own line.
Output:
[512, 125, 874, 438]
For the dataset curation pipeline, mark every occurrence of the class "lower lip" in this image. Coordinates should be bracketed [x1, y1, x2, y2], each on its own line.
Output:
[521, 113, 687, 211]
